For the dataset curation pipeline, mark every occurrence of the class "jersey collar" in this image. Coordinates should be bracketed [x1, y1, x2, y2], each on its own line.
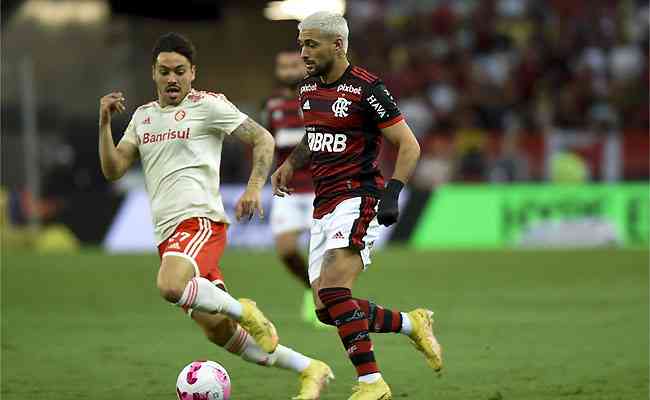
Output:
[317, 64, 353, 89]
[156, 89, 195, 110]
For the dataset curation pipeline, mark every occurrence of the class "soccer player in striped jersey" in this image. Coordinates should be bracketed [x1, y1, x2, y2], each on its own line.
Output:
[99, 32, 332, 399]
[262, 50, 321, 327]
[271, 12, 443, 400]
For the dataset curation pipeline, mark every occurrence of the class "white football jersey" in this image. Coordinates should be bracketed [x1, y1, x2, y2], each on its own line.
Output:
[119, 89, 248, 244]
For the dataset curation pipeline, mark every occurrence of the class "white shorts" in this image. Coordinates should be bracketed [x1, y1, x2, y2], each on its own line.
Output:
[308, 197, 382, 284]
[270, 193, 315, 236]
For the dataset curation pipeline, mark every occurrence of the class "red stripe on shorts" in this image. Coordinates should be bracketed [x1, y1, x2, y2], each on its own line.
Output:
[348, 197, 377, 250]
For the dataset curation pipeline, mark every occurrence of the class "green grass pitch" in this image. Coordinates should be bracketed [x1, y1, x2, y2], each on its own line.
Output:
[2, 248, 648, 399]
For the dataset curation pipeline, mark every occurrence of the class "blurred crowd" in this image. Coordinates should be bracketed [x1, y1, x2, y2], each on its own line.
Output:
[347, 0, 649, 188]
[4, 1, 649, 231]
[3, 1, 648, 244]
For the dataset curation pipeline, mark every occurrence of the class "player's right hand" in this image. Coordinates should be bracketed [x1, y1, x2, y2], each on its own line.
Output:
[271, 163, 295, 197]
[235, 187, 264, 222]
[99, 92, 127, 125]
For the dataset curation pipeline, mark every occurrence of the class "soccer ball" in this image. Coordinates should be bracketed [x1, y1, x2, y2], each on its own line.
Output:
[176, 360, 231, 400]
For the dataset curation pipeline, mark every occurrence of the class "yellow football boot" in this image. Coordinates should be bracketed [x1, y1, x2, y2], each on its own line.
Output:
[291, 359, 335, 399]
[348, 377, 392, 400]
[238, 298, 279, 353]
[407, 309, 443, 372]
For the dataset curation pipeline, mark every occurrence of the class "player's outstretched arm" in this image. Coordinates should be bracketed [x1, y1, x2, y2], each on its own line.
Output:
[377, 120, 421, 226]
[231, 117, 275, 220]
[98, 92, 138, 181]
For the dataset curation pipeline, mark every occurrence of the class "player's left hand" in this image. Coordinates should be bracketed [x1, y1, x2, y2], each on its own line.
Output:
[376, 179, 404, 227]
[235, 188, 264, 221]
[271, 163, 295, 197]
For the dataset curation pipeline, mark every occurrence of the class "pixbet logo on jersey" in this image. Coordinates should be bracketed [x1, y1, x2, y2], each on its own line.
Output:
[300, 83, 317, 95]
[337, 83, 362, 95]
[307, 132, 347, 152]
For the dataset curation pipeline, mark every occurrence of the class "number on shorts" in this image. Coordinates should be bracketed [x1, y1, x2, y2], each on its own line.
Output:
[171, 232, 192, 243]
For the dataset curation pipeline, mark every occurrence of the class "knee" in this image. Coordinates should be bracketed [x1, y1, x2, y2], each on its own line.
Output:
[275, 234, 299, 258]
[317, 274, 333, 288]
[157, 257, 196, 304]
[279, 251, 300, 264]
[277, 243, 297, 258]
[156, 277, 186, 303]
[317, 272, 345, 289]
[319, 249, 360, 288]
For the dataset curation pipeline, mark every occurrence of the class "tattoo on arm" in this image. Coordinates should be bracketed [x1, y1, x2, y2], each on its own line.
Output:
[249, 145, 272, 189]
[231, 117, 265, 144]
[232, 118, 274, 190]
[287, 134, 311, 169]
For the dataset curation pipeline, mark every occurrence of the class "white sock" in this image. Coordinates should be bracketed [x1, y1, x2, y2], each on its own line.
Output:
[224, 326, 273, 366]
[358, 372, 382, 384]
[223, 325, 311, 372]
[400, 312, 413, 336]
[274, 345, 312, 373]
[177, 277, 243, 319]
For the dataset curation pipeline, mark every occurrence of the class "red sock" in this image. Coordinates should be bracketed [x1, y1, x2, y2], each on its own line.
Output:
[359, 299, 403, 333]
[316, 299, 402, 333]
[319, 287, 379, 377]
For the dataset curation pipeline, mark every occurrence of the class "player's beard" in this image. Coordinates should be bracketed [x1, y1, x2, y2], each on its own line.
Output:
[308, 57, 334, 78]
[162, 85, 188, 106]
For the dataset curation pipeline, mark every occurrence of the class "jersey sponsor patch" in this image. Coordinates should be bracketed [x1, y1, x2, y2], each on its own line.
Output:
[307, 131, 347, 152]
[300, 83, 317, 95]
[366, 95, 387, 119]
[337, 83, 362, 95]
[303, 100, 311, 110]
[142, 128, 190, 144]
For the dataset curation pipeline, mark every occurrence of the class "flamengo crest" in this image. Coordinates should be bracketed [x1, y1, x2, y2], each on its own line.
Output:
[332, 97, 352, 118]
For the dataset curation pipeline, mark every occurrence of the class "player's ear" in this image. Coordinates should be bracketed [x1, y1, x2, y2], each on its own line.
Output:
[334, 37, 345, 56]
[151, 64, 156, 81]
[190, 65, 196, 82]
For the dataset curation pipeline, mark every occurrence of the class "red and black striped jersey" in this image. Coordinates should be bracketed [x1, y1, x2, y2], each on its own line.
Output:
[262, 92, 312, 193]
[297, 65, 404, 218]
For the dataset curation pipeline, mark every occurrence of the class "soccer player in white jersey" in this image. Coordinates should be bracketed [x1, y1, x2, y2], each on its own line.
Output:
[98, 32, 332, 399]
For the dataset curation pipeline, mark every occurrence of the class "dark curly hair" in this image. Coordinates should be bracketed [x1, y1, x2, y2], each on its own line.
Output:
[152, 32, 196, 65]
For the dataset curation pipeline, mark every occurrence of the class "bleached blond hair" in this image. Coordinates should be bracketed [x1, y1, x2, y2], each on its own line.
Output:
[298, 11, 349, 53]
